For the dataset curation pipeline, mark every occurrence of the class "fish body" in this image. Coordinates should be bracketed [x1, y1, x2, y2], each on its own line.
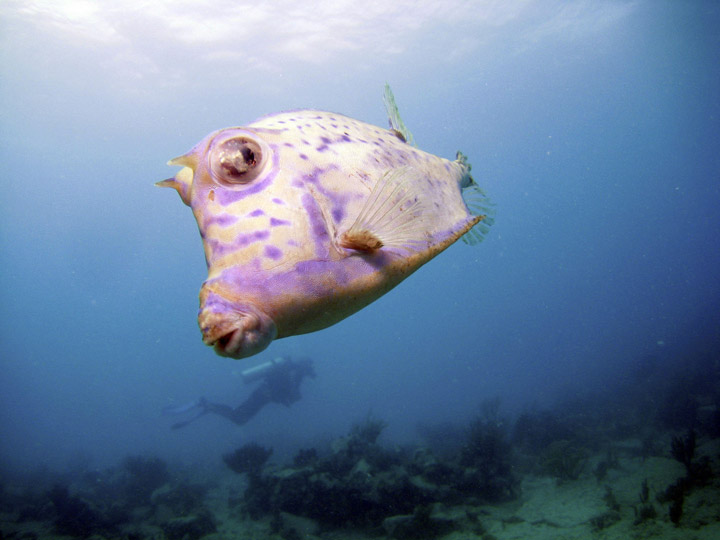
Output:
[160, 87, 493, 359]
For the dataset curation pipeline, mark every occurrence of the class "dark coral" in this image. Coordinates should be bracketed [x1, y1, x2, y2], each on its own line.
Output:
[48, 484, 116, 538]
[459, 417, 518, 502]
[671, 429, 696, 474]
[540, 440, 587, 482]
[236, 414, 519, 530]
[223, 442, 273, 476]
[122, 454, 170, 505]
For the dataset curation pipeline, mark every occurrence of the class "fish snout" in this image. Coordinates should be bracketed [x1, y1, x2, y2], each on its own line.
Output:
[198, 291, 277, 359]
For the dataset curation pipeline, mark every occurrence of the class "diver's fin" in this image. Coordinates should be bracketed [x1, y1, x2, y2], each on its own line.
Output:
[339, 167, 430, 252]
[383, 84, 415, 146]
[455, 151, 495, 245]
[162, 398, 203, 415]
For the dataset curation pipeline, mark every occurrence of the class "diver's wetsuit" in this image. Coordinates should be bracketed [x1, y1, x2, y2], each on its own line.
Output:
[169, 358, 315, 429]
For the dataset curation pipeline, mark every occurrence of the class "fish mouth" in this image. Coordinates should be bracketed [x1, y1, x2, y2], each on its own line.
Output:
[198, 293, 277, 360]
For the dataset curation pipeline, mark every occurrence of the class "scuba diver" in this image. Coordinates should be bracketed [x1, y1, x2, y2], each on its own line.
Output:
[163, 356, 315, 429]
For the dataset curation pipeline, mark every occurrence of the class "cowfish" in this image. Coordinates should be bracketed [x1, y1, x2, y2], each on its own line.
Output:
[158, 85, 494, 360]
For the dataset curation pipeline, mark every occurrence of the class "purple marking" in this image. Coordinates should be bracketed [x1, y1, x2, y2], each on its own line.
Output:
[331, 207, 344, 223]
[316, 144, 329, 152]
[213, 145, 280, 206]
[270, 217, 291, 227]
[283, 142, 294, 147]
[320, 136, 331, 144]
[299, 153, 309, 160]
[301, 139, 310, 145]
[249, 209, 265, 217]
[340, 134, 351, 142]
[217, 229, 270, 255]
[264, 245, 282, 260]
[204, 213, 238, 227]
[272, 198, 286, 205]
[301, 192, 330, 257]
[203, 230, 268, 261]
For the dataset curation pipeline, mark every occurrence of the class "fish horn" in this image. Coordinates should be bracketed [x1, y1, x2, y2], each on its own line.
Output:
[157, 159, 195, 206]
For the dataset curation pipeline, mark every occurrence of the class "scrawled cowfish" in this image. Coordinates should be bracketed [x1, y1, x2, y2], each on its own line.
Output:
[158, 85, 494, 360]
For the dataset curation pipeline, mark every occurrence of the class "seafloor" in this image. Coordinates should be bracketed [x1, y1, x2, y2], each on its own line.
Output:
[1, 435, 719, 540]
[2, 352, 718, 540]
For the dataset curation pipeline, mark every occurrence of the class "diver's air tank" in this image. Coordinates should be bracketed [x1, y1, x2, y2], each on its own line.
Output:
[241, 356, 287, 384]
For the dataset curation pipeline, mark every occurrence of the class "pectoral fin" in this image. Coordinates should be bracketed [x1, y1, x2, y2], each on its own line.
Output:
[339, 167, 430, 253]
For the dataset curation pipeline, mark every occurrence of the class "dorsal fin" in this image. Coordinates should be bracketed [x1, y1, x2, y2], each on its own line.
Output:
[383, 84, 415, 147]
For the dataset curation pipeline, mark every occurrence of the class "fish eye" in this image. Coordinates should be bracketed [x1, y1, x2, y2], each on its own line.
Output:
[210, 136, 265, 184]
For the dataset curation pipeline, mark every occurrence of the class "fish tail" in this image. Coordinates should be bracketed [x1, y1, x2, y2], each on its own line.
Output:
[456, 151, 496, 245]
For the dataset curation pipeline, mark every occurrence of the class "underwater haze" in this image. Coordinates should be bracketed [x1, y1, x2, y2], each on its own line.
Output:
[1, 0, 719, 508]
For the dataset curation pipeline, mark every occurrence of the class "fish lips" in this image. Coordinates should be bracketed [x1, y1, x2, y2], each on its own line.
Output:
[198, 292, 277, 359]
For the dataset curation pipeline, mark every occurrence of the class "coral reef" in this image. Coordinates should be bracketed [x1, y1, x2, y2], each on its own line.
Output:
[48, 484, 117, 537]
[232, 413, 518, 531]
[539, 440, 587, 482]
[223, 443, 273, 477]
[121, 454, 171, 506]
[459, 415, 517, 502]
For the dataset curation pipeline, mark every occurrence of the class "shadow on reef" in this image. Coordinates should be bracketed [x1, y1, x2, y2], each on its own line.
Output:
[225, 410, 518, 535]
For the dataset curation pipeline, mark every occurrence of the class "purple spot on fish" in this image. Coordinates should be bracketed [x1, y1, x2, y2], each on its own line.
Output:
[205, 213, 238, 227]
[236, 229, 270, 248]
[283, 142, 294, 147]
[340, 134, 351, 142]
[316, 145, 329, 152]
[299, 153, 309, 160]
[272, 198, 286, 205]
[301, 192, 331, 257]
[320, 136, 331, 144]
[249, 209, 265, 217]
[270, 217, 291, 227]
[331, 207, 344, 223]
[264, 245, 282, 260]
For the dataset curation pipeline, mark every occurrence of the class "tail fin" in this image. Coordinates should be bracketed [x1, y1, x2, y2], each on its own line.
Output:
[456, 152, 496, 245]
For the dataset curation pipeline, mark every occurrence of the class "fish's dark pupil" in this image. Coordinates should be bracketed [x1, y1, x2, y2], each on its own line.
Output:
[221, 143, 257, 177]
[241, 147, 256, 167]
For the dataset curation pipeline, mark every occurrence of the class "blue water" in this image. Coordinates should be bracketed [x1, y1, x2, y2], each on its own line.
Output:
[1, 1, 718, 473]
